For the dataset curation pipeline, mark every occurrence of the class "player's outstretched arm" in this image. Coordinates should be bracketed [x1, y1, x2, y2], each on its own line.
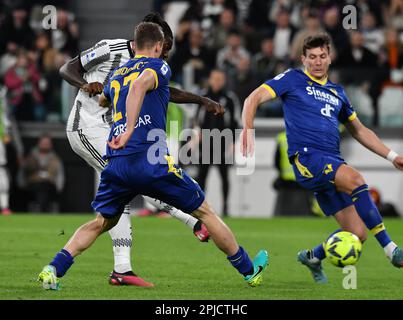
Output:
[169, 87, 225, 116]
[240, 86, 274, 157]
[345, 118, 403, 170]
[59, 56, 103, 97]
[108, 70, 155, 150]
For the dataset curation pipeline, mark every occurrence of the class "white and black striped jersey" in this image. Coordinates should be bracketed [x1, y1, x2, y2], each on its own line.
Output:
[66, 39, 134, 132]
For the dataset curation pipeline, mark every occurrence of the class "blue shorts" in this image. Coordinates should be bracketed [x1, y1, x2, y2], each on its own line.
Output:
[92, 152, 205, 218]
[291, 150, 353, 216]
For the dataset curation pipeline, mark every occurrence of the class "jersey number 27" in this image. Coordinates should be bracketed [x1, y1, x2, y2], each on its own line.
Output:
[110, 72, 140, 122]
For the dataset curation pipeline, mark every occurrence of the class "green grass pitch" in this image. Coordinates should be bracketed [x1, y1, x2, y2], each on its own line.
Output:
[0, 214, 402, 300]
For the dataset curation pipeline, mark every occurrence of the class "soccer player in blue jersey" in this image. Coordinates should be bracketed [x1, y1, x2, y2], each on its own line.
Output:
[38, 22, 268, 290]
[241, 34, 403, 283]
[60, 12, 214, 287]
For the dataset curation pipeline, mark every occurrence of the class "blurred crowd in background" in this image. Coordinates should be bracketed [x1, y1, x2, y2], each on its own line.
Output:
[0, 0, 77, 122]
[0, 0, 74, 213]
[0, 0, 402, 214]
[0, 0, 402, 126]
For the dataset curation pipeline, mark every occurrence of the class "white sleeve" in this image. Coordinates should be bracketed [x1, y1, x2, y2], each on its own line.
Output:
[79, 40, 111, 72]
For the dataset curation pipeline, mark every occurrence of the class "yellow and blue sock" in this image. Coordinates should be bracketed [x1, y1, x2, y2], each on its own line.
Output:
[50, 249, 74, 277]
[227, 246, 254, 277]
[351, 184, 396, 258]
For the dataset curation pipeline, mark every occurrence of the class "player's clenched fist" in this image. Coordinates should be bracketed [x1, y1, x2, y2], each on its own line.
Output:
[392, 155, 403, 170]
[81, 82, 104, 97]
[108, 132, 132, 150]
[201, 96, 225, 116]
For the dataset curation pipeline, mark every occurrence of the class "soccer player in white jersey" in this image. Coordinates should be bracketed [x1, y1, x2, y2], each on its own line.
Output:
[60, 13, 224, 286]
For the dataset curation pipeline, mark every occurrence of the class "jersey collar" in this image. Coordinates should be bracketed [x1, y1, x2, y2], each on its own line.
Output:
[304, 69, 328, 86]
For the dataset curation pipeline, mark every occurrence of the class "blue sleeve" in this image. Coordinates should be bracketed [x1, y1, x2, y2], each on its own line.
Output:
[261, 69, 293, 98]
[337, 89, 357, 123]
[143, 59, 171, 90]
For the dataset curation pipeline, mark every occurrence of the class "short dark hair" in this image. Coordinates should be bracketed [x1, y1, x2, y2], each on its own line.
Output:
[302, 34, 331, 56]
[142, 12, 173, 41]
[134, 22, 164, 50]
[228, 28, 241, 37]
[210, 68, 226, 75]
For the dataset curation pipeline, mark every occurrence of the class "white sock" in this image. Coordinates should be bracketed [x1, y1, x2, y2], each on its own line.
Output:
[108, 205, 133, 273]
[143, 196, 197, 229]
[0, 192, 9, 209]
[169, 207, 198, 229]
[144, 198, 157, 211]
[308, 250, 320, 264]
[0, 167, 9, 209]
[384, 241, 397, 260]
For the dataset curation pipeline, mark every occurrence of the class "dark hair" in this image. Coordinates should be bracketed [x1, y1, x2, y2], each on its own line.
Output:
[134, 22, 164, 50]
[210, 68, 226, 75]
[228, 27, 241, 37]
[302, 34, 331, 56]
[143, 12, 164, 24]
[142, 12, 173, 41]
[307, 8, 319, 19]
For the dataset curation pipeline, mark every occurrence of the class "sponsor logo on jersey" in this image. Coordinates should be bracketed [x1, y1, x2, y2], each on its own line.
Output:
[135, 114, 152, 128]
[321, 104, 335, 117]
[306, 86, 339, 106]
[112, 115, 152, 136]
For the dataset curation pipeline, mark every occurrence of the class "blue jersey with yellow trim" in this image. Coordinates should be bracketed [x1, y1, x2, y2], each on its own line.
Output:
[103, 55, 171, 158]
[262, 68, 356, 157]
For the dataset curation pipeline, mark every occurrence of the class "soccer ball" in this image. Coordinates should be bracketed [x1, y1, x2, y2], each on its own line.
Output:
[324, 231, 362, 267]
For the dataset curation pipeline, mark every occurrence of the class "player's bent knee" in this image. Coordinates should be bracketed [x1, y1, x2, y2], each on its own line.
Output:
[350, 173, 366, 190]
[336, 165, 367, 194]
[342, 172, 366, 194]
